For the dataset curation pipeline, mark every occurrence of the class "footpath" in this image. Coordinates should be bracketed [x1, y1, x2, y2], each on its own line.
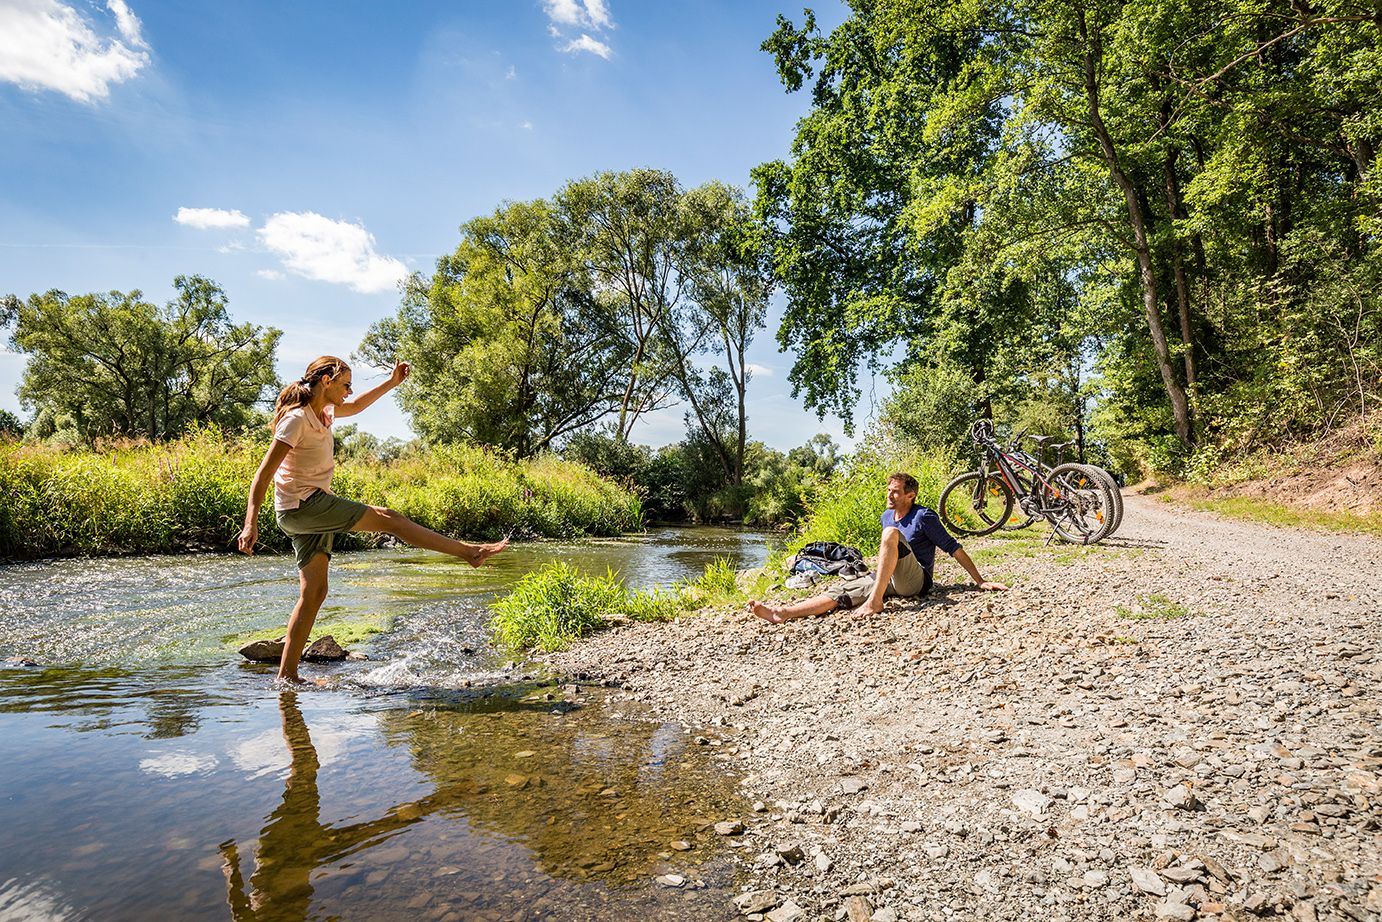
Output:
[546, 494, 1382, 922]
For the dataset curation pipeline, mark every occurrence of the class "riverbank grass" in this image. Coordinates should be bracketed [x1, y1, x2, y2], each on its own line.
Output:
[0, 431, 642, 559]
[490, 555, 755, 652]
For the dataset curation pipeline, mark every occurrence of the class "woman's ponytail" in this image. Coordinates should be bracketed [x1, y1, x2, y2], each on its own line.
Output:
[269, 356, 350, 431]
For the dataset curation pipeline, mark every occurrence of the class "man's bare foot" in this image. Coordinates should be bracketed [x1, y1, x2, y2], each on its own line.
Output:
[275, 674, 307, 686]
[850, 601, 884, 620]
[747, 601, 785, 624]
[468, 537, 509, 567]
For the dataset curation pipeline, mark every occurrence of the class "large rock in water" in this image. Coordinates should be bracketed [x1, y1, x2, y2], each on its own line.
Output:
[238, 635, 359, 663]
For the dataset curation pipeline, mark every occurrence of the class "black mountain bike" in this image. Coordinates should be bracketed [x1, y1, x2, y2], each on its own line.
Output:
[938, 420, 1115, 545]
[999, 434, 1124, 538]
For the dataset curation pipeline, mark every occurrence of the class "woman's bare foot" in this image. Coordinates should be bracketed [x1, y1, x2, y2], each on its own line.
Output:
[275, 674, 307, 686]
[747, 600, 785, 624]
[467, 538, 509, 567]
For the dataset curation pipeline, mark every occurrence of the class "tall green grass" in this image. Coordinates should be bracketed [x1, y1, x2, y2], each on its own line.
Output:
[490, 554, 747, 652]
[0, 430, 642, 560]
[490, 561, 682, 651]
[787, 449, 956, 556]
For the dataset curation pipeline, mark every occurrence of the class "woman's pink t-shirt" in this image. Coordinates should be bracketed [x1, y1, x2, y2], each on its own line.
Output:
[273, 405, 336, 511]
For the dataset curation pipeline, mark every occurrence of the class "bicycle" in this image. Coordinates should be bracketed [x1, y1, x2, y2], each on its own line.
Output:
[1000, 434, 1124, 538]
[937, 420, 1115, 544]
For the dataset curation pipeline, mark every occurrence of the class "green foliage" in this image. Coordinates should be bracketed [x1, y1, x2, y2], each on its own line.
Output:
[0, 410, 22, 439]
[0, 433, 642, 560]
[489, 561, 679, 652]
[3, 277, 281, 443]
[755, 1, 1382, 473]
[787, 445, 953, 556]
[880, 361, 984, 459]
[365, 171, 770, 471]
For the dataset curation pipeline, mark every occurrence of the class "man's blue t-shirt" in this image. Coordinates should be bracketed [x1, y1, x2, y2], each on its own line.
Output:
[882, 505, 962, 572]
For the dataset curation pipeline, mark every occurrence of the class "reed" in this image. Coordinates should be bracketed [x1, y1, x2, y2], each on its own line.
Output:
[0, 430, 642, 560]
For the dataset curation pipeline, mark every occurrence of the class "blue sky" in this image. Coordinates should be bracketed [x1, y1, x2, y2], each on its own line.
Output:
[0, 0, 872, 450]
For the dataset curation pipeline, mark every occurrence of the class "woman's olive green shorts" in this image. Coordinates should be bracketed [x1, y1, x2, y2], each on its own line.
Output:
[275, 490, 369, 570]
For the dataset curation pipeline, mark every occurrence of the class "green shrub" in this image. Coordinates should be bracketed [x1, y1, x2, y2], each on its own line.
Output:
[0, 432, 642, 559]
[788, 448, 954, 556]
[490, 560, 679, 652]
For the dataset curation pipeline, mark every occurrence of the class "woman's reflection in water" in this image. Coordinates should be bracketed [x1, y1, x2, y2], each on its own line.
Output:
[219, 693, 427, 922]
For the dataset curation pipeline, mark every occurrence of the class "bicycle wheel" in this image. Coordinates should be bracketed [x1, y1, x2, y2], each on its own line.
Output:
[1084, 464, 1123, 536]
[1045, 463, 1113, 544]
[938, 471, 1014, 537]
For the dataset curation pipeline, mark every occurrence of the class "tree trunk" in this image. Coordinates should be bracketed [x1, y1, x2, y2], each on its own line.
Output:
[1079, 11, 1193, 447]
[1163, 147, 1197, 391]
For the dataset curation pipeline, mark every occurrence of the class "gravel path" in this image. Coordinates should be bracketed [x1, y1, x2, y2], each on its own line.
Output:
[546, 495, 1382, 922]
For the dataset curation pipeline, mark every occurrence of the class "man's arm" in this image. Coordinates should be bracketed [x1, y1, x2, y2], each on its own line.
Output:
[950, 548, 1008, 591]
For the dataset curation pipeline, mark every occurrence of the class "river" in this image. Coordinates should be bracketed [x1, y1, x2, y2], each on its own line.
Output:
[0, 528, 772, 921]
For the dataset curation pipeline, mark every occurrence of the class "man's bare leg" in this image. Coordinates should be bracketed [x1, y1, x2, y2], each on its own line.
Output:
[747, 595, 838, 624]
[851, 527, 902, 619]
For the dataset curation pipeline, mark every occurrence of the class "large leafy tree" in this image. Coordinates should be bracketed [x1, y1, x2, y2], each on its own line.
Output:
[3, 276, 280, 442]
[755, 0, 1380, 458]
[360, 199, 630, 456]
[368, 171, 771, 470]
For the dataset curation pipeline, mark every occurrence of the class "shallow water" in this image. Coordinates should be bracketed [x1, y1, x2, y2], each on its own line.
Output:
[0, 529, 771, 921]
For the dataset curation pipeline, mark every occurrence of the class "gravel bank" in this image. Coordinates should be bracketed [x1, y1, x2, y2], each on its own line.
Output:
[545, 495, 1382, 922]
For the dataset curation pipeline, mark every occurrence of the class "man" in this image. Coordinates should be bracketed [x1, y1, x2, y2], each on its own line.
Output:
[748, 472, 1008, 624]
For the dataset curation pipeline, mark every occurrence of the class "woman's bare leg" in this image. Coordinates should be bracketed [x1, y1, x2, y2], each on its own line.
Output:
[354, 506, 508, 566]
[279, 553, 329, 683]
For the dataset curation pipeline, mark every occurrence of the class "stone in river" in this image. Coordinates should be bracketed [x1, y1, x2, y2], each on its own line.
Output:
[670, 840, 692, 851]
[656, 874, 685, 888]
[239, 636, 286, 662]
[303, 635, 348, 661]
[714, 820, 745, 836]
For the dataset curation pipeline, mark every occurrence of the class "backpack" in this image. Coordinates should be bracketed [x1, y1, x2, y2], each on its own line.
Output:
[787, 541, 869, 578]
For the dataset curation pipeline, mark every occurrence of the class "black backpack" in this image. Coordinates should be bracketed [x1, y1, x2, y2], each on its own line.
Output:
[787, 541, 869, 578]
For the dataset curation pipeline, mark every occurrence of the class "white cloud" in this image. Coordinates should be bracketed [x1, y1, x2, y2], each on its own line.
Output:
[746, 363, 774, 377]
[258, 211, 407, 295]
[542, 0, 585, 27]
[563, 34, 612, 59]
[175, 207, 250, 229]
[256, 268, 284, 280]
[505, 65, 517, 80]
[543, 0, 614, 58]
[519, 119, 534, 130]
[582, 0, 613, 29]
[0, 0, 150, 103]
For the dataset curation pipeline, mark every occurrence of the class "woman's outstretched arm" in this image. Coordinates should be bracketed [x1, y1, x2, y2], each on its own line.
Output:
[336, 361, 409, 418]
[239, 439, 293, 554]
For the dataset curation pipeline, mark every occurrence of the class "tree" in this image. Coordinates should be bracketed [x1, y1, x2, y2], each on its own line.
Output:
[662, 181, 771, 486]
[755, 1, 1380, 464]
[4, 276, 281, 442]
[361, 199, 630, 456]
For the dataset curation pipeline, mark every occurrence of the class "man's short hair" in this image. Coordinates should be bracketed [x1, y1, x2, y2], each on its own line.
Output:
[889, 472, 919, 495]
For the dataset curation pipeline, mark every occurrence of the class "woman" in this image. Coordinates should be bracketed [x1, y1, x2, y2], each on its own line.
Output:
[238, 356, 507, 683]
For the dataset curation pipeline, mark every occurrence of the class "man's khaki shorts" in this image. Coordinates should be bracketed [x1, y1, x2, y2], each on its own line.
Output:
[826, 533, 932, 609]
[276, 490, 369, 570]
